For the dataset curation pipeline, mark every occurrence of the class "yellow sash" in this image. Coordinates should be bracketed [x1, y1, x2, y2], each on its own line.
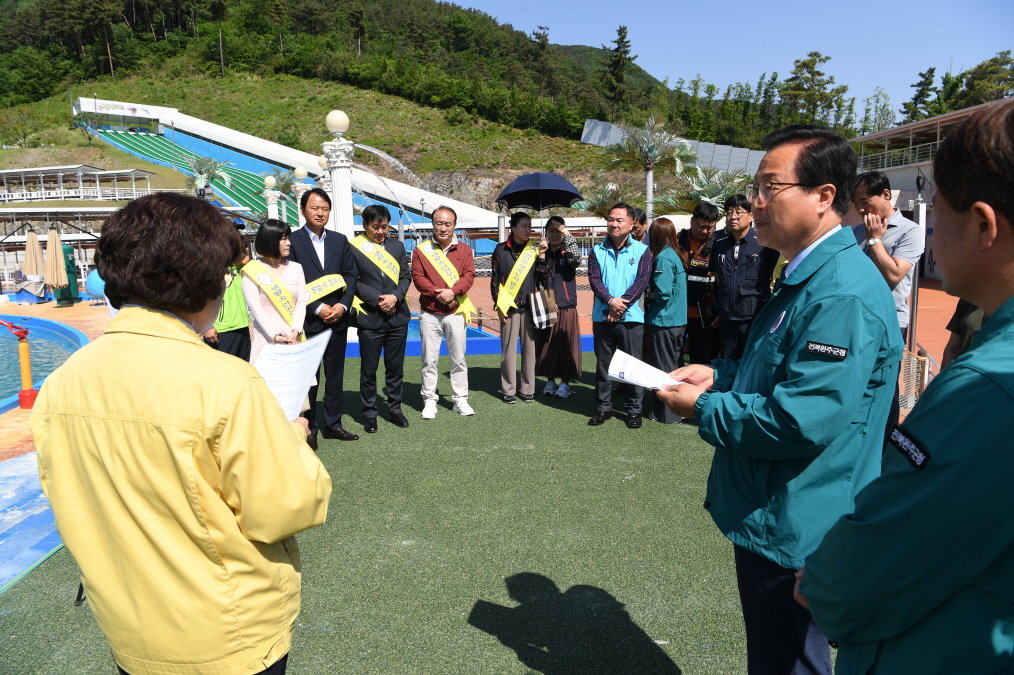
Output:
[495, 239, 540, 314]
[351, 235, 400, 283]
[242, 259, 297, 325]
[419, 239, 477, 322]
[306, 274, 347, 303]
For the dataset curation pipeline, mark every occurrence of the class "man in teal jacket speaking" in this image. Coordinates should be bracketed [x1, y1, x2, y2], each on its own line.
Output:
[796, 97, 1014, 675]
[659, 126, 901, 673]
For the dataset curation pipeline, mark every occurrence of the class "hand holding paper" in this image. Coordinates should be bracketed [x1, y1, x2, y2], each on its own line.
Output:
[607, 349, 683, 390]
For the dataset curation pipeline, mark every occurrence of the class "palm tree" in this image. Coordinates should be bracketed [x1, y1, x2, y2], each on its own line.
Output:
[574, 182, 643, 219]
[605, 116, 697, 222]
[185, 157, 233, 196]
[262, 168, 296, 222]
[653, 166, 751, 215]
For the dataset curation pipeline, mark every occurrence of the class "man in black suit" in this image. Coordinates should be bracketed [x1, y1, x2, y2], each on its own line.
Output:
[350, 205, 411, 433]
[289, 187, 360, 444]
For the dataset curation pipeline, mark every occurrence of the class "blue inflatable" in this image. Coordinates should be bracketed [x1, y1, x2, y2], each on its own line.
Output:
[85, 269, 105, 300]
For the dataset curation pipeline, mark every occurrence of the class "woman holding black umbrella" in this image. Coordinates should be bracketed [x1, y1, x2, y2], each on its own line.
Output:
[491, 212, 540, 403]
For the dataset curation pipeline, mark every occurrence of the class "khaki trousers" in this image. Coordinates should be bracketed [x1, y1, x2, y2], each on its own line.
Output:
[420, 311, 469, 403]
[499, 310, 536, 397]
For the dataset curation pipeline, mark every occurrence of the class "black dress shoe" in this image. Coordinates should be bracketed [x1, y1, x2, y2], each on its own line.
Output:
[306, 435, 318, 451]
[389, 412, 410, 428]
[322, 426, 359, 441]
[364, 418, 378, 433]
[626, 413, 643, 429]
[588, 410, 612, 426]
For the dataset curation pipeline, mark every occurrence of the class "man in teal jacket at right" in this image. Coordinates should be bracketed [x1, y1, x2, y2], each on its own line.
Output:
[660, 125, 901, 673]
[796, 97, 1014, 674]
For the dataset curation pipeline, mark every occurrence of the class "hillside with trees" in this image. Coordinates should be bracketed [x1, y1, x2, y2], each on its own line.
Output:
[0, 0, 1011, 152]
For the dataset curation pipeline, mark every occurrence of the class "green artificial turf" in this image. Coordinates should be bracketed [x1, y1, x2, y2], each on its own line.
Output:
[0, 353, 746, 674]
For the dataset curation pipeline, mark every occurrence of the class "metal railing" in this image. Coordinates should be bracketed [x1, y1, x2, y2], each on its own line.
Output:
[0, 187, 153, 203]
[858, 141, 941, 171]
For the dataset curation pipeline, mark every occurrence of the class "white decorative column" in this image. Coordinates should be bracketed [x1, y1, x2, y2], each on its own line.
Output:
[322, 110, 354, 237]
[263, 175, 281, 220]
[291, 166, 311, 227]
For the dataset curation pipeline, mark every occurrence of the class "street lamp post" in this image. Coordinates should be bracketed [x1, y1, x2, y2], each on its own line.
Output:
[263, 175, 280, 221]
[322, 110, 354, 237]
[291, 166, 310, 227]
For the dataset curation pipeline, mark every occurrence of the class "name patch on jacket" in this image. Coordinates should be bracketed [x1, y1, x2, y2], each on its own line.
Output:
[805, 341, 848, 360]
[890, 426, 930, 469]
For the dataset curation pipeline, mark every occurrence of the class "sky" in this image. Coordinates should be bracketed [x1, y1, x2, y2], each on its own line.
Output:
[454, 0, 1013, 120]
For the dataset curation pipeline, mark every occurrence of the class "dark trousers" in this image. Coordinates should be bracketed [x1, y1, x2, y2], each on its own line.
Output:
[359, 324, 408, 419]
[647, 325, 685, 424]
[685, 319, 718, 365]
[592, 322, 644, 414]
[734, 546, 831, 675]
[718, 319, 752, 360]
[119, 654, 287, 675]
[305, 327, 349, 435]
[205, 327, 251, 362]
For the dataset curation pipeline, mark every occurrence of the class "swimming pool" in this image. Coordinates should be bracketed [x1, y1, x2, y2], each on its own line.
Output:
[0, 315, 89, 414]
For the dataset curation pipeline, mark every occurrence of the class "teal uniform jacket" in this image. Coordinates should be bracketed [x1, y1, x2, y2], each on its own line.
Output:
[693, 227, 903, 569]
[802, 294, 1014, 674]
[646, 246, 688, 328]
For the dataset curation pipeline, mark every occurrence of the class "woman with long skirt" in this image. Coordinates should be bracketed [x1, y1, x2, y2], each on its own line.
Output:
[535, 216, 582, 398]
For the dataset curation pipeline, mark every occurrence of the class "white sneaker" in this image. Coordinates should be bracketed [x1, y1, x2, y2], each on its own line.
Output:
[453, 400, 475, 416]
[556, 383, 572, 398]
[421, 400, 438, 419]
[542, 380, 558, 396]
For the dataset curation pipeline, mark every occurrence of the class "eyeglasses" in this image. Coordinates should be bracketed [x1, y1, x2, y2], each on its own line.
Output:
[726, 208, 749, 217]
[746, 181, 817, 202]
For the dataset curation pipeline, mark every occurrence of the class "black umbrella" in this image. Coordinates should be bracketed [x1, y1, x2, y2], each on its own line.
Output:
[495, 172, 583, 212]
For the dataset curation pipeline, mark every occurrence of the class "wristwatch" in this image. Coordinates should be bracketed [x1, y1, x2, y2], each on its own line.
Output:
[867, 238, 882, 246]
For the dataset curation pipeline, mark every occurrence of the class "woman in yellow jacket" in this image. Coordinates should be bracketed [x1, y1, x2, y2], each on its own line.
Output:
[30, 193, 332, 675]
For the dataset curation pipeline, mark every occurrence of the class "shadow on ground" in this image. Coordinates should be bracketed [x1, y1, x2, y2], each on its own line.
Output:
[468, 572, 681, 674]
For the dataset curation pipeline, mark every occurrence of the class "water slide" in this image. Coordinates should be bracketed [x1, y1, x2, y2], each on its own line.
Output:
[73, 97, 499, 227]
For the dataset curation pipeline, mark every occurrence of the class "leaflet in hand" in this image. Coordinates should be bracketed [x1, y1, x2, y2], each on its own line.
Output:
[253, 330, 331, 420]
[607, 349, 682, 390]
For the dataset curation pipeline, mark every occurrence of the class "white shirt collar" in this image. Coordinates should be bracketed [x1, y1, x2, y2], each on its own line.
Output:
[784, 225, 841, 279]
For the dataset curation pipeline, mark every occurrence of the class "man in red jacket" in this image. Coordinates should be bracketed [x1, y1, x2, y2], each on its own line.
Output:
[411, 206, 476, 419]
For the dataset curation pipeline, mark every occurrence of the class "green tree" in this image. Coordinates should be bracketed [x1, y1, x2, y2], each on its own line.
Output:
[575, 181, 641, 219]
[954, 50, 1014, 108]
[860, 87, 894, 134]
[926, 72, 964, 117]
[653, 166, 751, 215]
[605, 115, 697, 222]
[779, 51, 848, 126]
[186, 157, 233, 194]
[599, 25, 635, 121]
[70, 111, 100, 146]
[901, 67, 937, 123]
[209, 0, 227, 76]
[0, 105, 38, 147]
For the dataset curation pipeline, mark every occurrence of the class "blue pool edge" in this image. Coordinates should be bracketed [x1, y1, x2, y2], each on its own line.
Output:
[0, 315, 90, 415]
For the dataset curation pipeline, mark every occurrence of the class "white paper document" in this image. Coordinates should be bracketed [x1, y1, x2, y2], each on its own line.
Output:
[607, 349, 683, 390]
[253, 330, 331, 420]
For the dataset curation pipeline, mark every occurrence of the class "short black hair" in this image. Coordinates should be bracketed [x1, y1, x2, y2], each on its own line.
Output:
[255, 218, 291, 258]
[692, 202, 721, 223]
[609, 202, 636, 218]
[547, 215, 565, 228]
[362, 204, 392, 225]
[934, 98, 1014, 227]
[97, 193, 242, 313]
[509, 211, 531, 228]
[853, 171, 891, 197]
[723, 194, 751, 213]
[300, 187, 332, 209]
[762, 125, 857, 216]
[631, 207, 647, 224]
